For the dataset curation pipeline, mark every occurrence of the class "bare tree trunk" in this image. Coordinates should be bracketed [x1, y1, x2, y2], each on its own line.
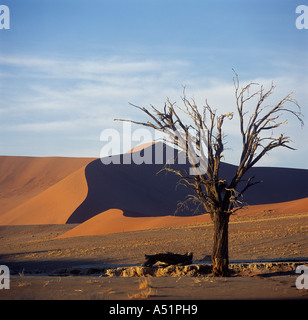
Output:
[212, 210, 229, 276]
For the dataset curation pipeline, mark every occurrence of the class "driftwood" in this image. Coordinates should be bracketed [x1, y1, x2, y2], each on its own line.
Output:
[143, 252, 193, 267]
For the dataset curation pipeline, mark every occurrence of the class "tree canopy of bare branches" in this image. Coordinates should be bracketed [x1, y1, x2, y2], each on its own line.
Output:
[115, 71, 303, 276]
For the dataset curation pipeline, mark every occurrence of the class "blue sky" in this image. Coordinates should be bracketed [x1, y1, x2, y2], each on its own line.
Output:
[0, 0, 307, 168]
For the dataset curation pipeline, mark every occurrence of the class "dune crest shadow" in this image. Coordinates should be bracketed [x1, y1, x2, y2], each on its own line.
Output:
[66, 143, 194, 223]
[66, 143, 308, 224]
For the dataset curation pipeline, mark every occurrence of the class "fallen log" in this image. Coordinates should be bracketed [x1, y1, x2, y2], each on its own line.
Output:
[143, 252, 193, 267]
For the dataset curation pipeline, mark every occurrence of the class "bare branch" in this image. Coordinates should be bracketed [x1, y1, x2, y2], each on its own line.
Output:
[114, 72, 303, 219]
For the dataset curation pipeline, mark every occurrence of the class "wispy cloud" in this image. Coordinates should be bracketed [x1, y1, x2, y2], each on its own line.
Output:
[0, 55, 189, 80]
[0, 54, 306, 168]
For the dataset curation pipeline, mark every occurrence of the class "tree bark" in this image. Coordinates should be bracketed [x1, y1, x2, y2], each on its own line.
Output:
[212, 210, 229, 276]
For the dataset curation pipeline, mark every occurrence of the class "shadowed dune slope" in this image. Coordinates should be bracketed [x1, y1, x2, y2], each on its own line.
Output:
[67, 142, 308, 223]
[66, 143, 194, 223]
[0, 142, 307, 226]
[59, 197, 308, 238]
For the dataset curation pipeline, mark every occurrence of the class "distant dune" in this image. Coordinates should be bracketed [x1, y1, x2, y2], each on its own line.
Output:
[0, 156, 95, 224]
[126, 141, 156, 153]
[66, 142, 308, 223]
[58, 197, 308, 238]
[66, 143, 193, 223]
[0, 142, 307, 226]
[58, 208, 209, 239]
[236, 197, 308, 217]
[0, 165, 89, 225]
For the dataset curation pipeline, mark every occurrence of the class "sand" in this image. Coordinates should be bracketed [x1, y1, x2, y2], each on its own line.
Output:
[58, 209, 209, 238]
[1, 142, 307, 227]
[0, 164, 91, 225]
[0, 144, 307, 300]
[0, 156, 95, 214]
[0, 156, 95, 224]
[57, 197, 308, 238]
[2, 274, 307, 300]
[0, 207, 307, 300]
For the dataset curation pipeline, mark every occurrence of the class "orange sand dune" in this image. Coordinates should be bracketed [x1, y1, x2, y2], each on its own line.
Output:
[235, 197, 308, 217]
[0, 165, 89, 225]
[0, 156, 95, 215]
[58, 197, 308, 238]
[58, 208, 210, 239]
[1, 143, 307, 226]
[0, 155, 96, 225]
[66, 142, 308, 223]
[126, 141, 156, 153]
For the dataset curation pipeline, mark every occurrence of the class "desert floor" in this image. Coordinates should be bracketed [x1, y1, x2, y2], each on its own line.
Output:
[0, 210, 308, 300]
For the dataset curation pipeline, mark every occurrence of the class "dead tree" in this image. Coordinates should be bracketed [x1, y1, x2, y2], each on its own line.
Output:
[115, 71, 303, 276]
